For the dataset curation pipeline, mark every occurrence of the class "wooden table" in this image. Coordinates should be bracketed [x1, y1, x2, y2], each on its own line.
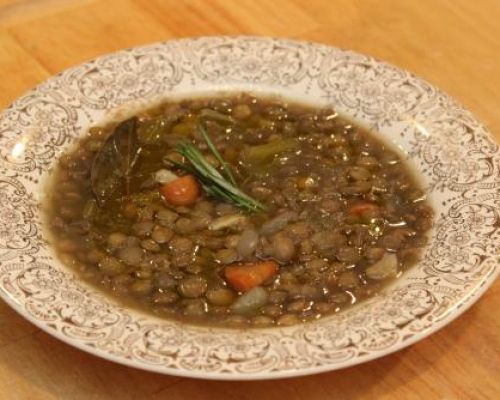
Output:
[0, 0, 499, 398]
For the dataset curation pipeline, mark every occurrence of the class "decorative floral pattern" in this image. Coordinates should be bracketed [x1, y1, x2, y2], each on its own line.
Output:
[0, 37, 498, 379]
[189, 37, 315, 85]
[0, 176, 39, 261]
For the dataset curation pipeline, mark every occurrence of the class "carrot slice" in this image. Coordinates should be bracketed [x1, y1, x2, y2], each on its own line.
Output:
[160, 175, 200, 206]
[348, 201, 379, 216]
[224, 260, 279, 292]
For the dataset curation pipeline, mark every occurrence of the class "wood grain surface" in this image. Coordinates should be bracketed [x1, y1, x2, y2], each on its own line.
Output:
[0, 1, 499, 399]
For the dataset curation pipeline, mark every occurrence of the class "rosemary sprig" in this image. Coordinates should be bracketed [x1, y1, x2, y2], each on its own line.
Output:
[170, 127, 266, 213]
[198, 124, 237, 186]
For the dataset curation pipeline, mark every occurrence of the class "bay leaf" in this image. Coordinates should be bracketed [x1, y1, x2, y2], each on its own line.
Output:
[91, 117, 141, 206]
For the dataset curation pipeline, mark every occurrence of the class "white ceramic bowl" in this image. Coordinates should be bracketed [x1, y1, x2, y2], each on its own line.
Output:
[0, 36, 498, 380]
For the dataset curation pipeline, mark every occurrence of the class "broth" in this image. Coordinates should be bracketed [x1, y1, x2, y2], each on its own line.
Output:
[45, 93, 433, 327]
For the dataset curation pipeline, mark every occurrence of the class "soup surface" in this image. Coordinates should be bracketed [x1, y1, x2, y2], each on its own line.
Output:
[45, 94, 433, 327]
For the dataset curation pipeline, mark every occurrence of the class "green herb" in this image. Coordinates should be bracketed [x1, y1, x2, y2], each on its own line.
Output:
[169, 126, 266, 213]
[242, 138, 298, 168]
[198, 124, 237, 185]
[199, 108, 235, 124]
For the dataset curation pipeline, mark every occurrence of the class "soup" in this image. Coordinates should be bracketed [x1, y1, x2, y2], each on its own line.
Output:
[45, 94, 433, 327]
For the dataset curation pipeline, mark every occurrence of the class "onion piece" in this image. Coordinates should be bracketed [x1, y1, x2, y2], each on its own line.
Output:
[209, 214, 247, 231]
[231, 286, 268, 315]
[154, 169, 178, 184]
[365, 253, 398, 280]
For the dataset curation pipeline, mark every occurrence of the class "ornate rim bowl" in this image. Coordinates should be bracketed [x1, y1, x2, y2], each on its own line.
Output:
[0, 36, 498, 380]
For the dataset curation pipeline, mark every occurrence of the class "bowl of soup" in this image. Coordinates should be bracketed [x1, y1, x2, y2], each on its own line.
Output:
[0, 36, 498, 379]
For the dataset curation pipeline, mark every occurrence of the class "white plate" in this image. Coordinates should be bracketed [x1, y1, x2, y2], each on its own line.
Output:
[0, 36, 498, 380]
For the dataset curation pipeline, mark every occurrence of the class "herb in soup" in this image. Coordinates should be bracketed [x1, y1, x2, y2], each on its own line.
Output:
[45, 94, 433, 328]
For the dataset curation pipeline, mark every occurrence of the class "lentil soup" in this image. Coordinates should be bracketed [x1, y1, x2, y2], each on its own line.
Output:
[44, 94, 433, 328]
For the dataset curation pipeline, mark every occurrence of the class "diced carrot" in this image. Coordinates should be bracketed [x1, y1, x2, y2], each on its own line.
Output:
[160, 175, 200, 206]
[348, 201, 379, 216]
[224, 260, 279, 292]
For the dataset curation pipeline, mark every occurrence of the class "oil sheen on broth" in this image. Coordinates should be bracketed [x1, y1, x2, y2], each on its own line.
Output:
[45, 94, 433, 328]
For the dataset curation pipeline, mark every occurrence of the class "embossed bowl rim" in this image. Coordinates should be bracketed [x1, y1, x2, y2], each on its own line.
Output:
[0, 36, 498, 380]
